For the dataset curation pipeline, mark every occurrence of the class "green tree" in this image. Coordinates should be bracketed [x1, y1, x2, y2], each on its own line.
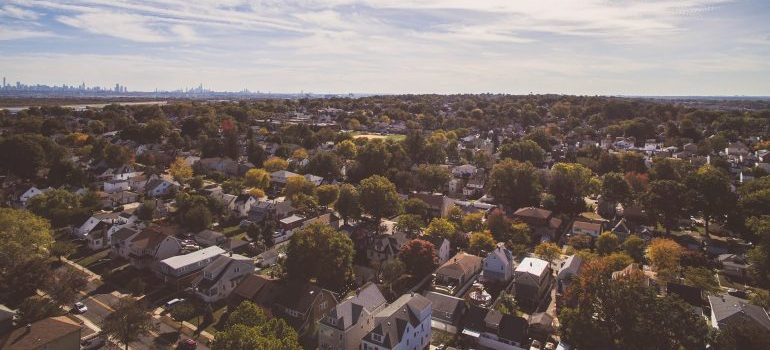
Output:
[334, 140, 357, 160]
[424, 218, 457, 241]
[27, 189, 83, 228]
[686, 165, 735, 239]
[488, 159, 542, 211]
[358, 175, 402, 222]
[335, 184, 361, 224]
[461, 212, 485, 232]
[549, 162, 594, 214]
[43, 267, 88, 306]
[214, 301, 301, 350]
[0, 208, 53, 265]
[398, 239, 437, 278]
[601, 172, 632, 205]
[499, 139, 545, 164]
[416, 164, 451, 192]
[595, 231, 620, 255]
[621, 235, 646, 263]
[404, 198, 431, 221]
[646, 238, 683, 281]
[316, 184, 339, 207]
[468, 231, 497, 255]
[183, 204, 212, 231]
[50, 241, 77, 261]
[170, 302, 197, 329]
[496, 292, 518, 315]
[682, 267, 718, 292]
[306, 151, 342, 179]
[642, 180, 689, 235]
[747, 217, 770, 285]
[263, 157, 288, 172]
[395, 214, 425, 237]
[285, 223, 354, 292]
[102, 297, 155, 350]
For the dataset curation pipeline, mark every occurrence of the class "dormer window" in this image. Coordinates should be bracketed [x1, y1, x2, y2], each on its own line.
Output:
[371, 333, 383, 343]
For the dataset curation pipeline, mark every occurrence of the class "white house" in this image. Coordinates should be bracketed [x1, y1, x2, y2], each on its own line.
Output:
[483, 243, 514, 282]
[19, 186, 50, 207]
[233, 194, 257, 218]
[194, 253, 254, 303]
[145, 178, 178, 198]
[76, 212, 129, 237]
[360, 293, 432, 350]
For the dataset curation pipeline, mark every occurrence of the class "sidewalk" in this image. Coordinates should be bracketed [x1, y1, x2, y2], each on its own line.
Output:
[154, 308, 216, 343]
[61, 256, 102, 282]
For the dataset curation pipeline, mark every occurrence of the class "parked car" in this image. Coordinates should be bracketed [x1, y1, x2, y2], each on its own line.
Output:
[164, 298, 185, 310]
[73, 302, 88, 314]
[81, 333, 106, 349]
[178, 338, 197, 350]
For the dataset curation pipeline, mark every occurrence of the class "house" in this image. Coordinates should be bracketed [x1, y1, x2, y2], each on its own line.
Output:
[0, 316, 81, 350]
[461, 305, 529, 350]
[725, 142, 750, 156]
[483, 243, 514, 282]
[269, 170, 301, 190]
[433, 252, 483, 296]
[194, 253, 254, 303]
[104, 164, 142, 181]
[18, 186, 50, 207]
[195, 229, 226, 247]
[107, 190, 139, 207]
[708, 294, 770, 334]
[556, 255, 583, 294]
[464, 175, 485, 198]
[452, 164, 478, 178]
[318, 283, 388, 350]
[718, 254, 751, 280]
[126, 226, 183, 271]
[512, 207, 562, 240]
[513, 257, 552, 308]
[410, 192, 454, 218]
[158, 245, 226, 288]
[233, 194, 257, 218]
[424, 291, 466, 334]
[110, 226, 141, 259]
[145, 178, 178, 197]
[103, 179, 130, 193]
[527, 312, 554, 340]
[570, 220, 602, 238]
[422, 235, 452, 265]
[85, 221, 111, 250]
[198, 157, 239, 176]
[360, 293, 432, 350]
[208, 189, 237, 211]
[230, 274, 338, 334]
[76, 211, 129, 237]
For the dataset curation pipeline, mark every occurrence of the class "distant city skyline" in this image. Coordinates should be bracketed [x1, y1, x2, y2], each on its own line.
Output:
[1, 1, 769, 95]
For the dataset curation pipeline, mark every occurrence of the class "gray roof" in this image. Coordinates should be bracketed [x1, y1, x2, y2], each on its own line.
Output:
[708, 294, 770, 331]
[363, 293, 431, 348]
[322, 283, 386, 330]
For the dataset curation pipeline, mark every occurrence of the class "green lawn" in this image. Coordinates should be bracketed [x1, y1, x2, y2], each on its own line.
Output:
[221, 225, 244, 237]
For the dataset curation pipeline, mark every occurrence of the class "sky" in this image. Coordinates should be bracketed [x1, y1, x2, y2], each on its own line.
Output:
[1, 0, 769, 95]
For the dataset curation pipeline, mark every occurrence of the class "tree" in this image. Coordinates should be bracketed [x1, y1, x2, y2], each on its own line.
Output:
[535, 242, 561, 265]
[27, 189, 84, 228]
[285, 223, 354, 292]
[645, 238, 683, 281]
[358, 175, 402, 222]
[102, 297, 155, 350]
[595, 232, 619, 255]
[559, 256, 708, 350]
[403, 198, 431, 221]
[169, 157, 193, 183]
[496, 292, 518, 315]
[687, 165, 735, 239]
[43, 267, 88, 306]
[334, 140, 357, 159]
[263, 157, 288, 172]
[416, 164, 451, 192]
[747, 217, 770, 286]
[213, 301, 301, 350]
[549, 162, 594, 214]
[468, 231, 496, 255]
[284, 176, 315, 203]
[395, 214, 424, 237]
[306, 151, 342, 179]
[334, 184, 361, 224]
[461, 212, 485, 232]
[316, 184, 339, 207]
[17, 296, 62, 323]
[488, 159, 541, 211]
[621, 235, 646, 263]
[137, 200, 156, 220]
[244, 168, 270, 189]
[424, 218, 457, 241]
[600, 172, 631, 205]
[642, 180, 689, 235]
[568, 233, 592, 250]
[0, 134, 48, 178]
[507, 222, 532, 256]
[486, 209, 511, 241]
[381, 259, 405, 295]
[50, 241, 77, 261]
[499, 139, 545, 164]
[183, 204, 212, 231]
[171, 302, 197, 329]
[683, 267, 718, 292]
[399, 239, 437, 279]
[0, 208, 53, 265]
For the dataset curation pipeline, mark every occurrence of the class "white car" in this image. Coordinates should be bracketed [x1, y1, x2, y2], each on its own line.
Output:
[74, 302, 88, 313]
[164, 298, 185, 309]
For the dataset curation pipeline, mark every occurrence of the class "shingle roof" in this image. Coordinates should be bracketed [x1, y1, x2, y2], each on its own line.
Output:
[436, 252, 482, 280]
[516, 257, 549, 277]
[0, 316, 81, 350]
[160, 246, 225, 270]
[322, 283, 386, 330]
[708, 294, 770, 331]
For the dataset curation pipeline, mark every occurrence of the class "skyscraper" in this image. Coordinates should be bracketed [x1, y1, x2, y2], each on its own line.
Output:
[2, 77, 5, 88]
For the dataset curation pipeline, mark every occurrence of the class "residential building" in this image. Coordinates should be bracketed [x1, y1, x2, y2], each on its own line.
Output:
[409, 192, 454, 218]
[195, 229, 226, 247]
[360, 293, 432, 350]
[194, 253, 254, 303]
[424, 291, 466, 334]
[158, 246, 226, 288]
[422, 235, 452, 265]
[708, 294, 770, 334]
[483, 243, 514, 282]
[433, 252, 482, 296]
[570, 220, 602, 238]
[0, 316, 81, 350]
[125, 226, 182, 271]
[513, 257, 552, 308]
[512, 207, 562, 240]
[318, 283, 388, 350]
[556, 255, 583, 294]
[461, 305, 529, 350]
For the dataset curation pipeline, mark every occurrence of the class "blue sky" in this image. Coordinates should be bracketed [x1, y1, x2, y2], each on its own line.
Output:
[1, 0, 769, 95]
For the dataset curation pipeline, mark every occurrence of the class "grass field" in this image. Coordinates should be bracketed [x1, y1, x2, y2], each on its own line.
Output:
[351, 132, 406, 142]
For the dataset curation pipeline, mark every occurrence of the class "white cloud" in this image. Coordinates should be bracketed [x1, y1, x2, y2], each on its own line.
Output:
[0, 5, 40, 20]
[0, 26, 56, 40]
